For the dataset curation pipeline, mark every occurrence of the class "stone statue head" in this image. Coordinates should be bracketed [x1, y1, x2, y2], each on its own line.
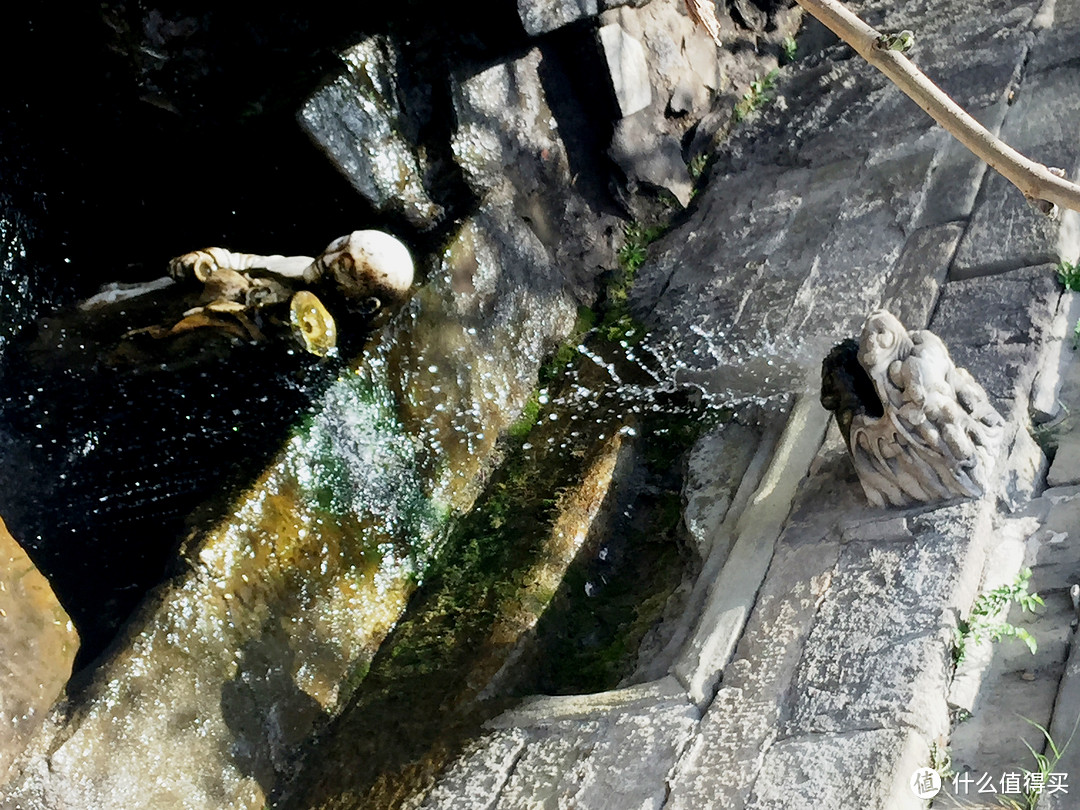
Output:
[305, 230, 415, 313]
[857, 309, 911, 375]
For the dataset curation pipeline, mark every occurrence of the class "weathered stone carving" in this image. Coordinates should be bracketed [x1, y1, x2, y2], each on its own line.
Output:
[821, 310, 1005, 507]
[83, 230, 414, 357]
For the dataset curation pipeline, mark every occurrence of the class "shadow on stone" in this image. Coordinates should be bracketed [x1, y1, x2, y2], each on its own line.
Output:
[221, 629, 328, 797]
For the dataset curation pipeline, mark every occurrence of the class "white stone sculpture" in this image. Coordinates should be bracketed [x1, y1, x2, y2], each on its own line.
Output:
[84, 230, 414, 357]
[167, 229, 414, 312]
[823, 310, 1005, 508]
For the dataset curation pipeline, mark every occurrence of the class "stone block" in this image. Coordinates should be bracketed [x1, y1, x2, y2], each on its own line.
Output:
[881, 223, 967, 328]
[913, 104, 1007, 228]
[744, 728, 927, 810]
[1044, 623, 1080, 810]
[1026, 18, 1080, 75]
[451, 50, 563, 201]
[951, 63, 1080, 279]
[419, 730, 528, 810]
[571, 701, 698, 810]
[609, 118, 692, 206]
[495, 722, 603, 809]
[450, 49, 616, 295]
[1048, 432, 1080, 487]
[1030, 290, 1079, 424]
[299, 37, 442, 229]
[517, 0, 598, 36]
[783, 503, 986, 742]
[597, 24, 651, 117]
[666, 542, 839, 810]
[1029, 485, 1080, 591]
[485, 695, 696, 810]
[930, 264, 1062, 417]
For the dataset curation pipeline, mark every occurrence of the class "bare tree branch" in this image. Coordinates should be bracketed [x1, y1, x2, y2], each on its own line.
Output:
[685, 0, 723, 44]
[794, 0, 1080, 214]
[686, 0, 1080, 214]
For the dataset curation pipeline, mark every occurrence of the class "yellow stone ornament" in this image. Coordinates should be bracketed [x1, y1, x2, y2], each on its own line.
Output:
[290, 290, 338, 357]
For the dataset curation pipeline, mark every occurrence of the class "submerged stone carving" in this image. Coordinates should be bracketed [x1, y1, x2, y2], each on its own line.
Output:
[821, 310, 1005, 507]
[85, 230, 414, 357]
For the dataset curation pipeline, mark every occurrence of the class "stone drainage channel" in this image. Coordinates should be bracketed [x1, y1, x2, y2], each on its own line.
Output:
[400, 1, 1080, 809]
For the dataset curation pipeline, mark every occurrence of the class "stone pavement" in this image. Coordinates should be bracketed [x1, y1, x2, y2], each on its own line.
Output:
[406, 0, 1080, 807]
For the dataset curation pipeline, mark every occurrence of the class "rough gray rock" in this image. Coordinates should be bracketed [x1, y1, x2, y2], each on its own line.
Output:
[1048, 433, 1080, 487]
[783, 505, 983, 741]
[598, 24, 652, 117]
[517, 0, 598, 36]
[599, 0, 723, 210]
[665, 541, 840, 810]
[745, 728, 925, 810]
[419, 730, 529, 810]
[878, 223, 965, 326]
[299, 37, 442, 229]
[451, 48, 619, 297]
[421, 686, 697, 810]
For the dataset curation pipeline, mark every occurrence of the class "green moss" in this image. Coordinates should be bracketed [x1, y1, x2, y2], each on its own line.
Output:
[507, 393, 541, 440]
[539, 306, 596, 385]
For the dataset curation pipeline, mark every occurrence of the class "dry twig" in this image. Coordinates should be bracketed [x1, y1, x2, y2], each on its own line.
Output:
[688, 0, 1080, 214]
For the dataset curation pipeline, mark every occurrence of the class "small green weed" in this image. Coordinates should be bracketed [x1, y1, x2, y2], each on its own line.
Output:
[954, 568, 1044, 666]
[734, 69, 780, 123]
[602, 222, 665, 342]
[994, 716, 1077, 810]
[1057, 260, 1080, 291]
[930, 739, 955, 781]
[781, 35, 798, 64]
[688, 153, 709, 181]
[1057, 261, 1080, 348]
[617, 222, 666, 275]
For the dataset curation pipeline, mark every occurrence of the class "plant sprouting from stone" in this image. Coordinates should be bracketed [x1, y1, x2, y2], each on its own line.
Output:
[733, 69, 780, 123]
[1058, 261, 1080, 349]
[1058, 260, 1080, 291]
[929, 739, 954, 781]
[606, 222, 665, 342]
[953, 568, 1044, 666]
[688, 153, 709, 181]
[618, 222, 665, 274]
[780, 35, 798, 63]
[994, 716, 1078, 810]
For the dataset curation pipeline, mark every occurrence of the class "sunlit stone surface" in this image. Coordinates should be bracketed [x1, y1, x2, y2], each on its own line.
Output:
[0, 517, 78, 782]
